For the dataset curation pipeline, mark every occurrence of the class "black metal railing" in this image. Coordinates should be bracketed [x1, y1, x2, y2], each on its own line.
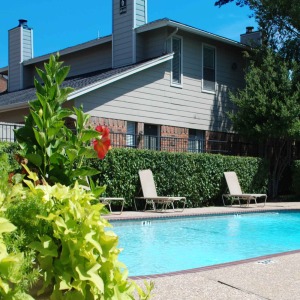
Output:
[0, 122, 260, 156]
[0, 122, 24, 142]
[110, 132, 260, 156]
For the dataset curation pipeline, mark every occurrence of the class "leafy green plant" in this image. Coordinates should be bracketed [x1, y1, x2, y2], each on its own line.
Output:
[14, 54, 109, 186]
[0, 142, 20, 173]
[5, 193, 52, 248]
[0, 217, 36, 300]
[19, 167, 152, 299]
[0, 54, 153, 299]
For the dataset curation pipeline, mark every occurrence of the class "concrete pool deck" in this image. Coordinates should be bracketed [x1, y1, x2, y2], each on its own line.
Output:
[105, 202, 300, 300]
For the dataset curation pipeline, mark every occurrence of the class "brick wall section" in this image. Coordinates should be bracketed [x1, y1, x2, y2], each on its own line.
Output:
[161, 125, 188, 152]
[86, 117, 257, 155]
[89, 116, 126, 133]
[87, 117, 191, 151]
[0, 76, 7, 93]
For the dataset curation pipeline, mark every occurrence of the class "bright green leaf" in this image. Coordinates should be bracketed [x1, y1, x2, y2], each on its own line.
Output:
[0, 218, 16, 234]
[31, 110, 43, 130]
[80, 129, 100, 142]
[33, 128, 46, 148]
[27, 153, 43, 167]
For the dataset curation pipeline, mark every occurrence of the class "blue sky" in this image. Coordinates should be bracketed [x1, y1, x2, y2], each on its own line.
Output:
[0, 0, 257, 68]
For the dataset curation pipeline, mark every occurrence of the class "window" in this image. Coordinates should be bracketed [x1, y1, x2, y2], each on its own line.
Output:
[203, 45, 216, 92]
[171, 36, 182, 86]
[126, 121, 136, 147]
[188, 129, 205, 153]
[144, 124, 160, 150]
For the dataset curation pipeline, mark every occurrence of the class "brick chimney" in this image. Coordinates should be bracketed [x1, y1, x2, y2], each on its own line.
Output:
[8, 19, 33, 92]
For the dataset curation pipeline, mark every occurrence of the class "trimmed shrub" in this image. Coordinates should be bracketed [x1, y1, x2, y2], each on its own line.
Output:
[87, 148, 269, 208]
[0, 141, 269, 207]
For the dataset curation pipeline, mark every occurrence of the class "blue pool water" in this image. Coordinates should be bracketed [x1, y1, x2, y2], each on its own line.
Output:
[111, 211, 300, 276]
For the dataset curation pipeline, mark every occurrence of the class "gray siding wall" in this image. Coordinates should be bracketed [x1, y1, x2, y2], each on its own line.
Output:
[8, 28, 22, 92]
[135, 34, 145, 61]
[75, 31, 245, 133]
[22, 29, 33, 61]
[113, 0, 135, 67]
[25, 43, 112, 88]
[144, 27, 168, 59]
[63, 43, 112, 77]
[139, 28, 168, 60]
[135, 0, 146, 27]
[23, 65, 35, 88]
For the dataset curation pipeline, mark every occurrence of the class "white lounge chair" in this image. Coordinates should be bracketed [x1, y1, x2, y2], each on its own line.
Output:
[135, 169, 186, 212]
[222, 171, 267, 207]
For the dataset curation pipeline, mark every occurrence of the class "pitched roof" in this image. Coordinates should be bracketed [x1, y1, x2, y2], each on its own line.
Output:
[0, 53, 173, 112]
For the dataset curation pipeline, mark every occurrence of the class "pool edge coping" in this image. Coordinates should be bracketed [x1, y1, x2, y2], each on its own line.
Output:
[129, 249, 300, 280]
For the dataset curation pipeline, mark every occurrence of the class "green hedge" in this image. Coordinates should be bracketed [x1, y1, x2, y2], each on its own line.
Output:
[87, 148, 269, 208]
[0, 142, 269, 208]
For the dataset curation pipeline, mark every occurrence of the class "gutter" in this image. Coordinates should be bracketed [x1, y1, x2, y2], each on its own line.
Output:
[0, 101, 29, 113]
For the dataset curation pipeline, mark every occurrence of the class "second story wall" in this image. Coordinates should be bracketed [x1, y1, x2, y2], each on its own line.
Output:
[63, 42, 112, 77]
[74, 33, 245, 134]
[137, 27, 169, 61]
[23, 42, 112, 88]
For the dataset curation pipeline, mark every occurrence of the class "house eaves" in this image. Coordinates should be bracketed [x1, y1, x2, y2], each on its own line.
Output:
[136, 18, 247, 49]
[0, 53, 173, 112]
[23, 35, 112, 66]
[68, 53, 173, 100]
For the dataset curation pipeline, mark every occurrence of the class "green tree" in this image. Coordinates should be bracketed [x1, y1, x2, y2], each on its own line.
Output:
[229, 48, 300, 197]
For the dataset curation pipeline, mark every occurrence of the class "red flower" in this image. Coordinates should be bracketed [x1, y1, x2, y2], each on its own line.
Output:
[93, 125, 111, 159]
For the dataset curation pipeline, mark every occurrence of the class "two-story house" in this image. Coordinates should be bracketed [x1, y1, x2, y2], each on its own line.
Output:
[0, 0, 261, 154]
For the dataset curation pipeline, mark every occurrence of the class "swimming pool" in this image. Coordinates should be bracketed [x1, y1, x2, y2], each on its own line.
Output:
[111, 211, 300, 277]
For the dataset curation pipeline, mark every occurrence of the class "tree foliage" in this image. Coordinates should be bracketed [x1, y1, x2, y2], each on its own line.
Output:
[229, 48, 300, 197]
[229, 49, 300, 139]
